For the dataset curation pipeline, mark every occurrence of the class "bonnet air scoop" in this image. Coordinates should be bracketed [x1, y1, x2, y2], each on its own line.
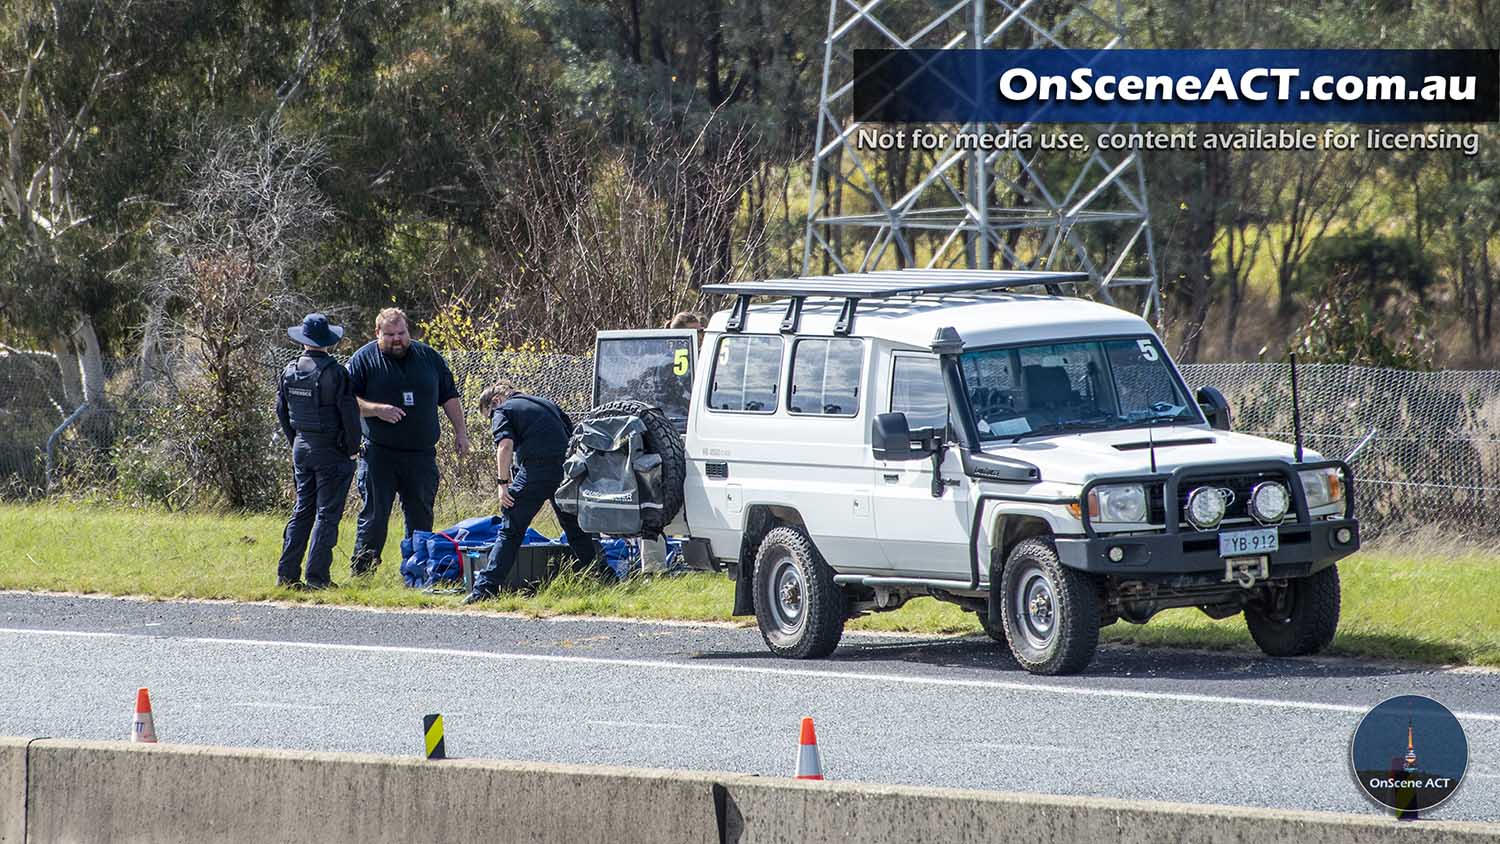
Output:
[1113, 437, 1217, 452]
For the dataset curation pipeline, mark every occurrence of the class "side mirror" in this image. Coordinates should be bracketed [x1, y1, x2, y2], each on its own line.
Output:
[1196, 386, 1232, 431]
[872, 412, 942, 460]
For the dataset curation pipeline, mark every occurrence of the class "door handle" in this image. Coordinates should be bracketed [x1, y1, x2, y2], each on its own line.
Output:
[882, 473, 900, 483]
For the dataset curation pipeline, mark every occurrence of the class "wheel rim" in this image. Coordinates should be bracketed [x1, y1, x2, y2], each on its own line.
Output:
[1013, 566, 1057, 650]
[768, 554, 806, 635]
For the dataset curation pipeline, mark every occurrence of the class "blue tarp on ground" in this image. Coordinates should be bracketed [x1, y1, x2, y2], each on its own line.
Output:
[399, 516, 683, 588]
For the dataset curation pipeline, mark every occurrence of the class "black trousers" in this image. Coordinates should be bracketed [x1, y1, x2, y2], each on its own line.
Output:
[351, 444, 439, 572]
[277, 458, 356, 585]
[471, 469, 598, 594]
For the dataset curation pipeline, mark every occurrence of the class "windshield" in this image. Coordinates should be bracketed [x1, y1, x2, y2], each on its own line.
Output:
[960, 337, 1201, 442]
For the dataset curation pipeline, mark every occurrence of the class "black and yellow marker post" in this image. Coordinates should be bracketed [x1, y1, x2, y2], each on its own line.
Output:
[423, 713, 446, 760]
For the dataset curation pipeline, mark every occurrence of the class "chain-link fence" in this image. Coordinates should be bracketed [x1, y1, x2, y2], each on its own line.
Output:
[0, 347, 600, 508]
[0, 348, 73, 493]
[1179, 363, 1500, 540]
[4, 348, 1499, 539]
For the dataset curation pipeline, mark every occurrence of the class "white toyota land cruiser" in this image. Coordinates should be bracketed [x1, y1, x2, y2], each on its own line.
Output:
[590, 269, 1359, 675]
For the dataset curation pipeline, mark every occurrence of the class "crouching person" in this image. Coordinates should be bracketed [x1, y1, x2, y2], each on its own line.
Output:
[464, 381, 599, 603]
[275, 313, 361, 590]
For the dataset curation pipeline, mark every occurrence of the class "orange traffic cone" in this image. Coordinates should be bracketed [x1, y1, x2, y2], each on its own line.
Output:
[131, 688, 157, 743]
[794, 717, 823, 780]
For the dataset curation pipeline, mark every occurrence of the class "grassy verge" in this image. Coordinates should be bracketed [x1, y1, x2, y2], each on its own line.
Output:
[2, 503, 1496, 667]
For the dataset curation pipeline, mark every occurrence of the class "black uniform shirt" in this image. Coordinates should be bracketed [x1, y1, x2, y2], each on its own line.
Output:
[490, 394, 573, 471]
[347, 340, 460, 452]
[275, 350, 361, 466]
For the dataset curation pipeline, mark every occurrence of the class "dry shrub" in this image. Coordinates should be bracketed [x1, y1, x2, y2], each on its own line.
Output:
[459, 110, 762, 352]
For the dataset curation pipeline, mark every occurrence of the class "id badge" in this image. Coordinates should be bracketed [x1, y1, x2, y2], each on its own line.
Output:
[402, 391, 415, 407]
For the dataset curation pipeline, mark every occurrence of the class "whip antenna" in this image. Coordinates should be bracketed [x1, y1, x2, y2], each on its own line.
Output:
[1290, 352, 1305, 463]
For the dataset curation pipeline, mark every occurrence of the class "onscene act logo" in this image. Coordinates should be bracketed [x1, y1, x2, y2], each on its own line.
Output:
[1350, 694, 1468, 816]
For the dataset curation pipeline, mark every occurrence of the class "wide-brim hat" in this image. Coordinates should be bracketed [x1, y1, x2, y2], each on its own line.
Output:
[288, 313, 345, 348]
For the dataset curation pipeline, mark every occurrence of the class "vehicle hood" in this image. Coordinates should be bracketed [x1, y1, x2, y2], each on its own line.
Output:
[983, 427, 1311, 486]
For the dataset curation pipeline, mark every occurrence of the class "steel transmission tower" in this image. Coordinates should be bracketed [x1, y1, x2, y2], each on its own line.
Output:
[802, 0, 1161, 318]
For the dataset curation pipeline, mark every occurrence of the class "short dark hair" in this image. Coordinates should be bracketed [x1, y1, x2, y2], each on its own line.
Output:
[375, 307, 409, 333]
[477, 380, 517, 416]
[667, 311, 705, 329]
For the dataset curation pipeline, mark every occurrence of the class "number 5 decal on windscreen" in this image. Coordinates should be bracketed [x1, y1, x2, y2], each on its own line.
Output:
[1137, 339, 1158, 361]
[673, 348, 690, 376]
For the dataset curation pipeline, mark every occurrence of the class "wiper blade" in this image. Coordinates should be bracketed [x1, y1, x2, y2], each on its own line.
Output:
[1010, 419, 1113, 443]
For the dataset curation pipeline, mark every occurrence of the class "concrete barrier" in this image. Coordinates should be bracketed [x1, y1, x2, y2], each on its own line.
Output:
[15, 740, 717, 844]
[714, 778, 1500, 843]
[1, 738, 27, 844]
[3, 737, 1498, 843]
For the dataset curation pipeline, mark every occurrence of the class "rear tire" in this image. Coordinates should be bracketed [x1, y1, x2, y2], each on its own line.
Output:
[1245, 565, 1340, 657]
[752, 526, 846, 659]
[1000, 537, 1100, 675]
[579, 400, 686, 535]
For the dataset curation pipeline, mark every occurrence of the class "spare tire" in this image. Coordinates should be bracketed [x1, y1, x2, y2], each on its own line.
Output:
[579, 400, 686, 537]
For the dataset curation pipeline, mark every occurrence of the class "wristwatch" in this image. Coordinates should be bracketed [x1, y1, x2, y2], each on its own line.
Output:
[497, 476, 511, 486]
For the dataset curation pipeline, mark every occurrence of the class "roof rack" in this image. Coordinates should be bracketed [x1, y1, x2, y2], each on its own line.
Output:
[701, 269, 1091, 335]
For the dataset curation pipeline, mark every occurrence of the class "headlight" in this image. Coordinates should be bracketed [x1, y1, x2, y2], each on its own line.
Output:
[1185, 486, 1227, 529]
[1084, 484, 1148, 524]
[1299, 467, 1345, 509]
[1248, 481, 1290, 524]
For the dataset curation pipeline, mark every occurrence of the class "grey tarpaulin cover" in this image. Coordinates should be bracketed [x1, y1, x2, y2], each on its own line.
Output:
[554, 413, 663, 536]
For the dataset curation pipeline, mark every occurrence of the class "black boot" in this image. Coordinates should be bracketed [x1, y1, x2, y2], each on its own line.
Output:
[350, 551, 380, 578]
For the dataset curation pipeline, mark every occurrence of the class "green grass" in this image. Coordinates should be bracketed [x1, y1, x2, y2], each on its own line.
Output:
[1095, 547, 1500, 665]
[2, 503, 1497, 667]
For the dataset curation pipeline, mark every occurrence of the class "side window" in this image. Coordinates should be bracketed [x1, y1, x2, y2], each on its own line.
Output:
[709, 335, 783, 413]
[890, 356, 948, 431]
[789, 338, 863, 417]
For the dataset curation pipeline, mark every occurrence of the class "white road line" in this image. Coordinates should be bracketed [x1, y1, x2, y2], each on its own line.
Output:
[230, 702, 327, 711]
[960, 742, 1079, 753]
[3, 626, 1498, 724]
[585, 720, 693, 731]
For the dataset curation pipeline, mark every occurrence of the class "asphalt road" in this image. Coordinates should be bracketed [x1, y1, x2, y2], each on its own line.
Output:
[0, 592, 1496, 821]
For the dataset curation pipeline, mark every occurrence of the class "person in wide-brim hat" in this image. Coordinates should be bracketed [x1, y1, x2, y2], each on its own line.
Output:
[288, 313, 345, 348]
[275, 310, 361, 593]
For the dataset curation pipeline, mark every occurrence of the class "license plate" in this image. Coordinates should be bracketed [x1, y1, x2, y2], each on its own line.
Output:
[1219, 528, 1278, 557]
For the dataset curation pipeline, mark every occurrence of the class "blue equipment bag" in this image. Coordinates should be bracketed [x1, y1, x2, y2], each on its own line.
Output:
[400, 517, 687, 587]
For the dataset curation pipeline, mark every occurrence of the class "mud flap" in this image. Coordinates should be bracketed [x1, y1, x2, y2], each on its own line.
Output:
[731, 563, 754, 616]
[986, 584, 1004, 633]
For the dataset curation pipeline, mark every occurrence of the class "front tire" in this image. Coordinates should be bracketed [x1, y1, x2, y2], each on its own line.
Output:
[1000, 537, 1100, 675]
[1245, 565, 1341, 657]
[752, 526, 846, 659]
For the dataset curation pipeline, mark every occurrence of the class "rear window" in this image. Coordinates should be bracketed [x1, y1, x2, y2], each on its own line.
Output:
[595, 336, 694, 423]
[789, 338, 863, 417]
[709, 335, 783, 413]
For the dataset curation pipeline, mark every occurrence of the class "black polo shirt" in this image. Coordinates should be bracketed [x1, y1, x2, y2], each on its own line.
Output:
[347, 340, 460, 452]
[490, 394, 573, 468]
